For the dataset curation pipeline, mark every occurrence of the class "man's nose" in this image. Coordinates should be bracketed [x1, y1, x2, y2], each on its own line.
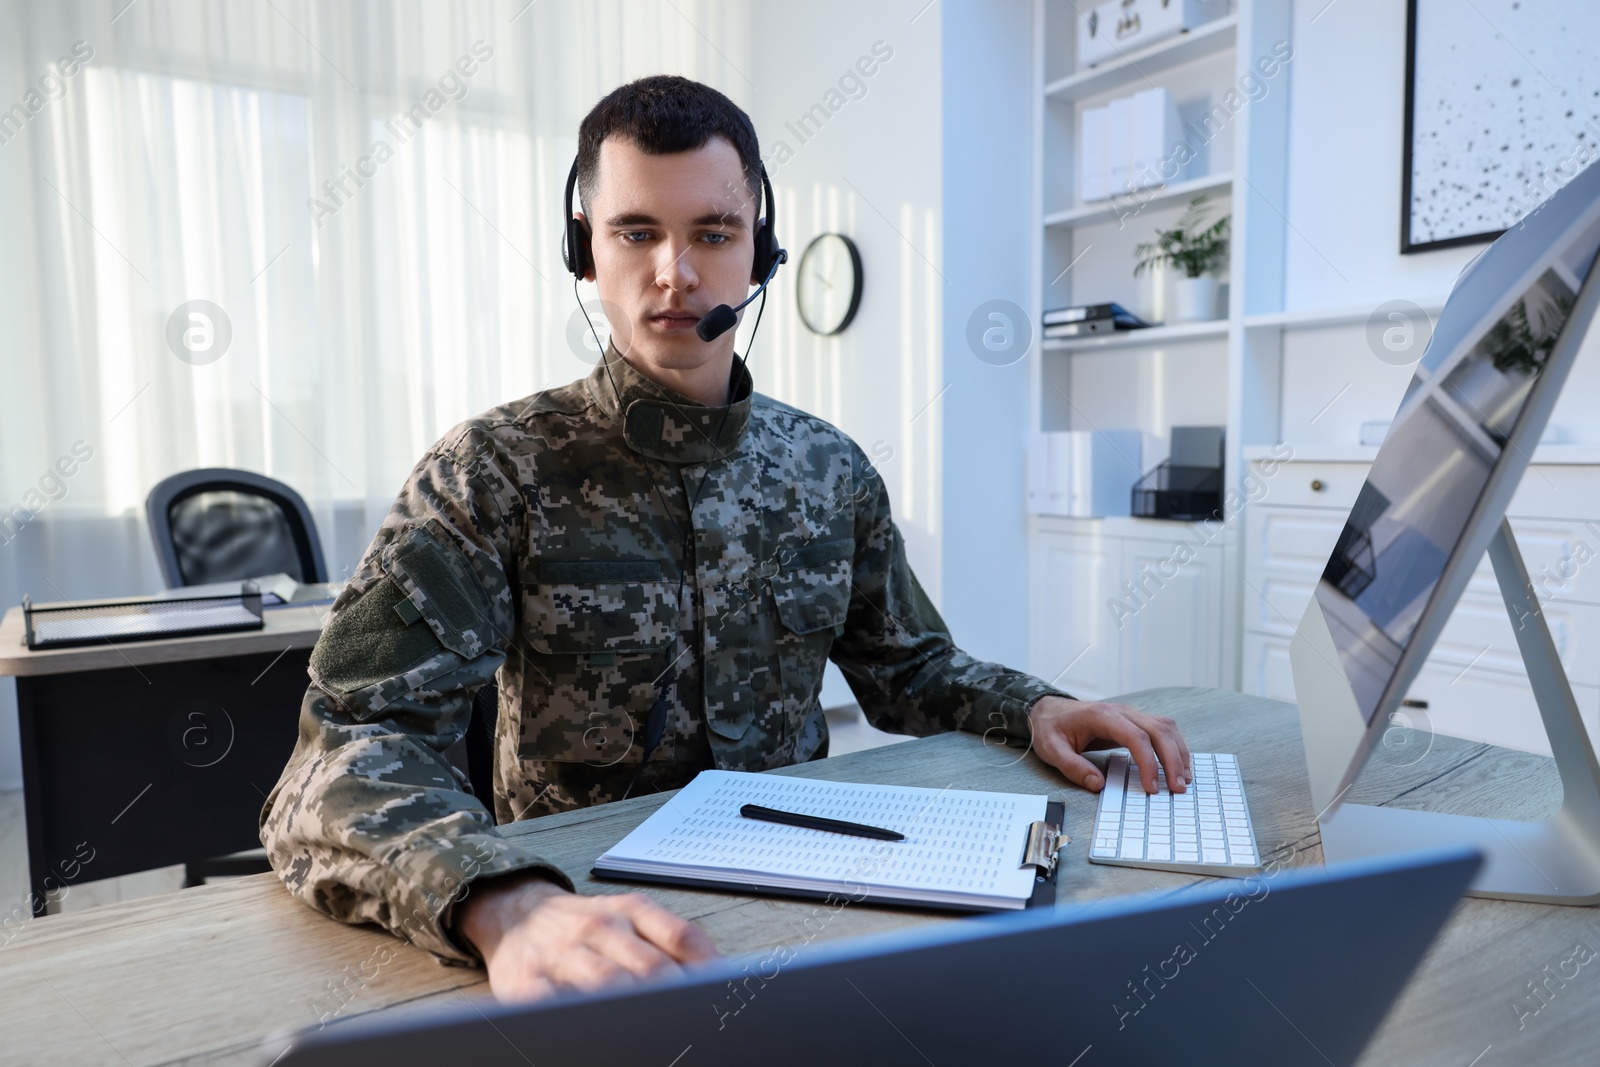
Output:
[655, 239, 698, 291]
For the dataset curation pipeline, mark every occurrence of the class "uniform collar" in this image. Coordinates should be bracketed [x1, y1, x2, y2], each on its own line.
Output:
[585, 343, 753, 464]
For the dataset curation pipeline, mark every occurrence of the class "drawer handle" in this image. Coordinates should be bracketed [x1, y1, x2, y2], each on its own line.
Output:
[1310, 479, 1325, 492]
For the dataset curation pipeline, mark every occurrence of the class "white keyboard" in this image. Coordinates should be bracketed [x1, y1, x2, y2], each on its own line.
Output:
[1088, 751, 1261, 875]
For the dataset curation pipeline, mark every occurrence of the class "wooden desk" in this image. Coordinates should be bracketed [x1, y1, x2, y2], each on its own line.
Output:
[4, 687, 1594, 1066]
[0, 604, 327, 912]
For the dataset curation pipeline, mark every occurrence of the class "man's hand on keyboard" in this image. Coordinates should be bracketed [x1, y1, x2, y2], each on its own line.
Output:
[1025, 697, 1193, 794]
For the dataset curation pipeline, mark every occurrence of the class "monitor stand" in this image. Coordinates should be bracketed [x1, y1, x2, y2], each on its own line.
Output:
[1295, 519, 1600, 904]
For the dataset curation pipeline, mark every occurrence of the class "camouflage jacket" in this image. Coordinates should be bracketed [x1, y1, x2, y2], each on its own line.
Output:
[260, 347, 1070, 965]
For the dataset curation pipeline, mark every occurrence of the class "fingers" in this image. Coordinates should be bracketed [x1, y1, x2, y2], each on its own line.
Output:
[587, 912, 684, 981]
[1131, 711, 1191, 793]
[1044, 745, 1108, 792]
[558, 944, 637, 993]
[614, 892, 722, 963]
[490, 970, 558, 1004]
[1094, 711, 1165, 794]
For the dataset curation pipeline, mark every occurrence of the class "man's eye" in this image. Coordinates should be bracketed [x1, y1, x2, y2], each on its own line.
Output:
[703, 232, 730, 245]
[622, 231, 652, 243]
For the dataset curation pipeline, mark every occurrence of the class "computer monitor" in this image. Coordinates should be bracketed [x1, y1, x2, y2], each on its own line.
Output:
[1290, 158, 1600, 903]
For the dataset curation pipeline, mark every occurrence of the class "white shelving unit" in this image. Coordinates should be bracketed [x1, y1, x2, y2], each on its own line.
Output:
[1029, 1, 1260, 698]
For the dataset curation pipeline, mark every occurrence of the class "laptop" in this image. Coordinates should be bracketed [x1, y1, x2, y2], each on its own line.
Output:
[271, 847, 1480, 1066]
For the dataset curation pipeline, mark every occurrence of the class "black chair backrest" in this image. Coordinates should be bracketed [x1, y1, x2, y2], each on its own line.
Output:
[146, 468, 328, 588]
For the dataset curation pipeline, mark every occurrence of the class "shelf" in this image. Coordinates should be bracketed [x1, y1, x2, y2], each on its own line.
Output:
[1042, 318, 1229, 352]
[1044, 16, 1238, 103]
[1240, 444, 1378, 463]
[1044, 172, 1233, 229]
[1241, 298, 1449, 332]
[1029, 514, 1237, 539]
[1240, 443, 1600, 465]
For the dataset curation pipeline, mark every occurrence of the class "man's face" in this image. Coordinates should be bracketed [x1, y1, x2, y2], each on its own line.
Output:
[582, 134, 758, 376]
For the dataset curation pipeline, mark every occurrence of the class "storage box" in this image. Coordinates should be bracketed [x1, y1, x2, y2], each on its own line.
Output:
[1078, 0, 1231, 69]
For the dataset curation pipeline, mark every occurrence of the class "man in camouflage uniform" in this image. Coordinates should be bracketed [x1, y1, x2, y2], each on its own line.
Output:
[261, 75, 1193, 1002]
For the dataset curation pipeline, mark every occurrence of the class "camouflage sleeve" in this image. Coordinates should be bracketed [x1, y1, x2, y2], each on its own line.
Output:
[829, 448, 1072, 747]
[259, 428, 573, 966]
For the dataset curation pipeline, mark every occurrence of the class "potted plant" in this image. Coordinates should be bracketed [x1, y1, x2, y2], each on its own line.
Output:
[1133, 195, 1231, 323]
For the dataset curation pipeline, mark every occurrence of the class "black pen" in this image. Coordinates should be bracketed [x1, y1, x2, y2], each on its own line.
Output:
[739, 803, 905, 841]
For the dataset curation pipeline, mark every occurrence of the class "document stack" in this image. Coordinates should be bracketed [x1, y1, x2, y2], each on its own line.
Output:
[1042, 303, 1151, 339]
[1079, 87, 1183, 203]
[1027, 430, 1152, 518]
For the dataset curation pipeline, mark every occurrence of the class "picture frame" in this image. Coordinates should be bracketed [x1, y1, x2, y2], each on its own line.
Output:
[1402, 0, 1600, 254]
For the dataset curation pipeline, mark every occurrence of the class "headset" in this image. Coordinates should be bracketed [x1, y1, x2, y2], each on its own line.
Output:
[561, 155, 787, 341]
[559, 150, 787, 795]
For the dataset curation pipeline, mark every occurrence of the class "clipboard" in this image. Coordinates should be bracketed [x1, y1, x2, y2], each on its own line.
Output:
[593, 800, 1066, 913]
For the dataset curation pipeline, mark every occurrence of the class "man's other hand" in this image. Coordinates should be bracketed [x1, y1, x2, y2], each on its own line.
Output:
[456, 873, 722, 1002]
[1026, 696, 1193, 795]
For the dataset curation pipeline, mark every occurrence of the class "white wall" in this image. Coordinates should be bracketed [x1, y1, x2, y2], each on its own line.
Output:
[1283, 0, 1479, 311]
[749, 0, 1037, 698]
[746, 0, 946, 706]
[746, 0, 943, 598]
[938, 0, 1035, 669]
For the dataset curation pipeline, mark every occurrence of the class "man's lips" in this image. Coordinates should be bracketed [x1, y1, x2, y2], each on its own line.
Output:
[649, 311, 703, 330]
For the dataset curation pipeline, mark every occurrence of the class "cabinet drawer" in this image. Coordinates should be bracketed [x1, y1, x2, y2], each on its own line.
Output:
[1241, 634, 1600, 756]
[1429, 592, 1598, 687]
[1250, 461, 1369, 510]
[1459, 518, 1600, 605]
[1245, 574, 1318, 637]
[1508, 466, 1600, 521]
[1252, 460, 1600, 525]
[1245, 507, 1346, 576]
[1399, 662, 1599, 758]
[1241, 632, 1297, 704]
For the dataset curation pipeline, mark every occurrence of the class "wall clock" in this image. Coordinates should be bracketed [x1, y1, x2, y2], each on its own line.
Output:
[795, 233, 863, 336]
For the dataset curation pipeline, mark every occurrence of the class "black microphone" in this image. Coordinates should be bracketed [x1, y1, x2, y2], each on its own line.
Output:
[695, 249, 788, 342]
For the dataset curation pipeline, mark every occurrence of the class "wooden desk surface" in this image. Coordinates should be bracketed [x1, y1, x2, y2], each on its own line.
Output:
[3, 687, 1593, 1066]
[0, 603, 328, 677]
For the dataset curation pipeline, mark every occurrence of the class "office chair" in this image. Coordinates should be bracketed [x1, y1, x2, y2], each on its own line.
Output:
[145, 468, 329, 886]
[146, 468, 328, 589]
[466, 681, 499, 813]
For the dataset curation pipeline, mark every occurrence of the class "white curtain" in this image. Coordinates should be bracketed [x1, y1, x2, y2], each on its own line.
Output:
[0, 0, 755, 788]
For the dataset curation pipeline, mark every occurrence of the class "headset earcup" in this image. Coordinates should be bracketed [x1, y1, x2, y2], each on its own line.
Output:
[752, 219, 774, 284]
[567, 216, 593, 280]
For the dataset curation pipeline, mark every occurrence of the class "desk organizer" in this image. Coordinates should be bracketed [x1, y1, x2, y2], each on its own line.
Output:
[21, 584, 265, 650]
[1130, 462, 1224, 521]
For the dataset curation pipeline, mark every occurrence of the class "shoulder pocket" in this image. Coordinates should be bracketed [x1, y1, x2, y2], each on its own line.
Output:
[382, 519, 501, 659]
[523, 559, 677, 654]
[771, 541, 853, 636]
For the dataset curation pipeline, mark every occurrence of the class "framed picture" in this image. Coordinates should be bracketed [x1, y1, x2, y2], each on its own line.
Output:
[1402, 0, 1600, 254]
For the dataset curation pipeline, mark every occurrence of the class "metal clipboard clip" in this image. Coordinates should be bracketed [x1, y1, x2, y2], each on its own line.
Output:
[1019, 819, 1068, 874]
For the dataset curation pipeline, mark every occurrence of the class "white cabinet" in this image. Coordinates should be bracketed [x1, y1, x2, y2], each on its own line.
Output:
[1028, 517, 1225, 699]
[1241, 457, 1600, 756]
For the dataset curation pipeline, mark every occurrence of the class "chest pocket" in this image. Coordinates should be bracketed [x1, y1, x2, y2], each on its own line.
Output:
[770, 538, 854, 636]
[522, 560, 678, 654]
[763, 538, 854, 751]
[519, 559, 678, 766]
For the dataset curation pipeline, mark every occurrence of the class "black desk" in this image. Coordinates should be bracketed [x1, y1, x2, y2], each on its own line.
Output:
[0, 604, 325, 915]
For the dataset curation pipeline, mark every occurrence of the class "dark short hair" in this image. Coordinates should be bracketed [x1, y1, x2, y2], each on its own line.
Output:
[576, 74, 762, 222]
